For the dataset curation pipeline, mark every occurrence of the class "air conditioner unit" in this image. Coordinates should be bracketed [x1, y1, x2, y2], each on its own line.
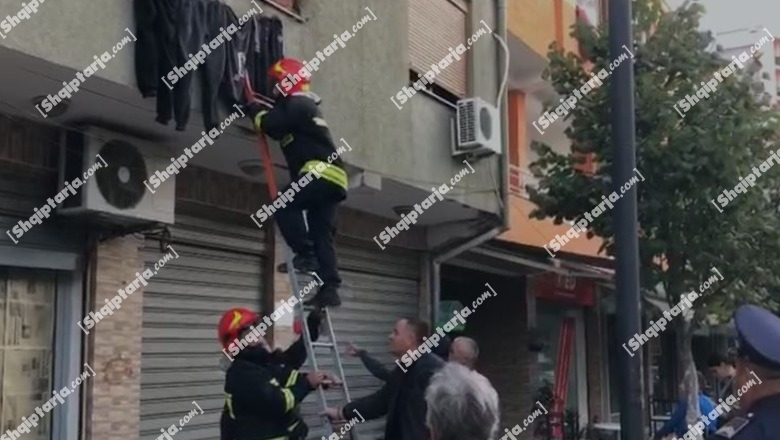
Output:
[58, 127, 175, 224]
[454, 97, 501, 157]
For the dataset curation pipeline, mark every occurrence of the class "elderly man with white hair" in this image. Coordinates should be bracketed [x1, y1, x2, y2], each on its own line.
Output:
[425, 362, 500, 440]
[449, 336, 479, 370]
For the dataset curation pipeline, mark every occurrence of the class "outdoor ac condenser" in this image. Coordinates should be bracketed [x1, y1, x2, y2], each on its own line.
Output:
[58, 126, 175, 224]
[454, 97, 501, 157]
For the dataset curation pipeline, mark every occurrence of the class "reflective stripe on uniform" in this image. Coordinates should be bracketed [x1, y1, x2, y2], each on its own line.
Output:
[281, 388, 295, 412]
[254, 110, 268, 131]
[225, 393, 235, 420]
[300, 160, 348, 190]
[287, 420, 301, 432]
[281, 133, 294, 147]
[260, 436, 288, 440]
[285, 370, 299, 388]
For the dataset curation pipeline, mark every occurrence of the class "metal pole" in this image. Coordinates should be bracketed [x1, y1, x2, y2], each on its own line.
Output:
[608, 0, 644, 439]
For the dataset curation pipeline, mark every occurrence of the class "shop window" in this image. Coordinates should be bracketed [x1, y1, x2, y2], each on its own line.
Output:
[0, 269, 56, 440]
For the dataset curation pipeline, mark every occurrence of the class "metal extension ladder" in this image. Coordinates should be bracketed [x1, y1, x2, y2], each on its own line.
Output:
[284, 249, 355, 439]
[243, 74, 356, 438]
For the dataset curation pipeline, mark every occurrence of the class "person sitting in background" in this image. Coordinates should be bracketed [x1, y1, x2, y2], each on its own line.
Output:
[424, 362, 500, 440]
[653, 371, 718, 440]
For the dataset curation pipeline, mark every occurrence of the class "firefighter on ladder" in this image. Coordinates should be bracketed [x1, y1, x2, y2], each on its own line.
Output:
[246, 57, 347, 308]
[219, 307, 337, 440]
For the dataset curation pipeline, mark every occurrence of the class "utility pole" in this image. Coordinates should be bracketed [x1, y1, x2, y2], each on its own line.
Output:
[609, 0, 644, 439]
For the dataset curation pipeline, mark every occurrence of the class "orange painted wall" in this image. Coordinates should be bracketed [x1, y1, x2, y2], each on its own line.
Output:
[500, 91, 606, 258]
[508, 0, 579, 57]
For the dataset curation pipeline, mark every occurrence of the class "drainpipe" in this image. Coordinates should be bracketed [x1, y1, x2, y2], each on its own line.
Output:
[431, 0, 510, 327]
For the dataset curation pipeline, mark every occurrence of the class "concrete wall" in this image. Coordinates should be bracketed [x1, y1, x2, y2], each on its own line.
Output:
[0, 0, 503, 216]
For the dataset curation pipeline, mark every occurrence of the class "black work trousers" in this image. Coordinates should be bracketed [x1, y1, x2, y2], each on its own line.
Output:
[276, 177, 346, 288]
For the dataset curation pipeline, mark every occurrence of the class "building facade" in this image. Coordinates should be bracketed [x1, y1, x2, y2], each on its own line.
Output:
[0, 0, 506, 439]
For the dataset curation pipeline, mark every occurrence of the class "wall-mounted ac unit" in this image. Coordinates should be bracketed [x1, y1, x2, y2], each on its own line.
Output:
[58, 126, 175, 224]
[454, 97, 501, 157]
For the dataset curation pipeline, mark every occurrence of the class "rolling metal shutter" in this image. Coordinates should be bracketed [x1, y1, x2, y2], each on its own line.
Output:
[139, 215, 267, 440]
[300, 237, 421, 440]
[409, 0, 468, 97]
[0, 146, 87, 259]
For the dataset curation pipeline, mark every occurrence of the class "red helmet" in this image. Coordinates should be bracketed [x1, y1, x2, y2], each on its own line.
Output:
[269, 57, 310, 94]
[218, 307, 259, 351]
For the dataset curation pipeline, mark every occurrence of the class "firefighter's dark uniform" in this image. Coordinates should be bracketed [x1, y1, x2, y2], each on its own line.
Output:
[710, 305, 780, 440]
[221, 342, 312, 440]
[253, 92, 347, 295]
[221, 312, 321, 440]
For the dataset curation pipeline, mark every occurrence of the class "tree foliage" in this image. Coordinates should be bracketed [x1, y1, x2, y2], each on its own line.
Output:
[529, 0, 780, 432]
[528, 0, 780, 318]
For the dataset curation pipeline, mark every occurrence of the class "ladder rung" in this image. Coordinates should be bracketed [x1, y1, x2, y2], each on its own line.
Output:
[311, 341, 335, 348]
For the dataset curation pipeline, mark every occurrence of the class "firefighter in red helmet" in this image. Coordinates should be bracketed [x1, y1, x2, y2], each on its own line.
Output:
[246, 57, 347, 308]
[218, 307, 334, 440]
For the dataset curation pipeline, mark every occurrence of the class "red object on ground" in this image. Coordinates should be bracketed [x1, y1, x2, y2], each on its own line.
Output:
[551, 317, 575, 438]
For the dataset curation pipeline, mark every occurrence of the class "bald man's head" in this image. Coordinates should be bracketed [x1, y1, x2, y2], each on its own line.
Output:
[449, 336, 479, 370]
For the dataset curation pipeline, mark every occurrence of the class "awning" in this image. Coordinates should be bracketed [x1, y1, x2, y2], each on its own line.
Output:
[458, 246, 614, 280]
[555, 259, 614, 281]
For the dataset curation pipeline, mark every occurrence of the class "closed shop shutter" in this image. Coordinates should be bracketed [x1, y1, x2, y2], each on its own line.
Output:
[409, 0, 468, 97]
[0, 146, 86, 260]
[300, 237, 421, 440]
[139, 214, 267, 440]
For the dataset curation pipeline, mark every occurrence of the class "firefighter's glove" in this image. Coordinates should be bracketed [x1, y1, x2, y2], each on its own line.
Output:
[244, 100, 271, 131]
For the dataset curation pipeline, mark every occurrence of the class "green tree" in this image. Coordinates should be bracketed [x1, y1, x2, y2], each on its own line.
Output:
[528, 0, 780, 435]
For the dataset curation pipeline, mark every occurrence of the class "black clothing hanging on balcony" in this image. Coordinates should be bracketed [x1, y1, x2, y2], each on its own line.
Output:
[220, 15, 284, 107]
[133, 0, 283, 131]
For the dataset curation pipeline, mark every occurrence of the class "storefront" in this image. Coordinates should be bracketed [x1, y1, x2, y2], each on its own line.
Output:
[0, 116, 86, 440]
[528, 273, 595, 429]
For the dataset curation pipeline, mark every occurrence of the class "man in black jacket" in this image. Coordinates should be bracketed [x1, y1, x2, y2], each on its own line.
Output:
[345, 335, 451, 382]
[323, 318, 445, 440]
[247, 57, 347, 309]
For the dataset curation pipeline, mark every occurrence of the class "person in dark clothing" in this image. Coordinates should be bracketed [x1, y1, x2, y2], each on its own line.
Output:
[322, 318, 445, 440]
[345, 341, 391, 382]
[218, 307, 335, 440]
[708, 351, 738, 425]
[345, 335, 451, 382]
[711, 305, 780, 440]
[247, 57, 348, 308]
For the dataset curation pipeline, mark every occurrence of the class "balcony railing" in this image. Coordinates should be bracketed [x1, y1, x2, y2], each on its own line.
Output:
[509, 164, 539, 199]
